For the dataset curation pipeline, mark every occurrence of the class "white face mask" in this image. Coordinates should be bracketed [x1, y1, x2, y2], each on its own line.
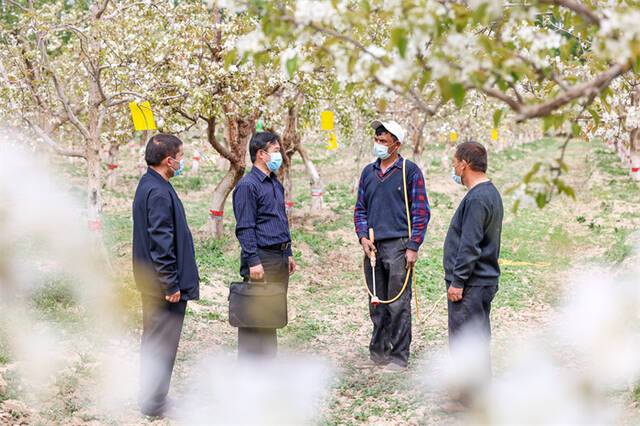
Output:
[170, 157, 185, 177]
[373, 143, 390, 160]
[267, 152, 283, 172]
[451, 167, 462, 185]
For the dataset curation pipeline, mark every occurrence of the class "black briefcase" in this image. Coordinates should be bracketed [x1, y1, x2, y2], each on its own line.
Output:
[228, 281, 288, 329]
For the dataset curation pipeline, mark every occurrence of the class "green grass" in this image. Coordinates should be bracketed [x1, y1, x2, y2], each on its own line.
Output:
[634, 384, 640, 403]
[31, 277, 83, 325]
[605, 227, 633, 264]
[102, 213, 132, 257]
[324, 182, 356, 215]
[290, 228, 333, 255]
[195, 237, 241, 283]
[170, 175, 207, 192]
[281, 317, 328, 344]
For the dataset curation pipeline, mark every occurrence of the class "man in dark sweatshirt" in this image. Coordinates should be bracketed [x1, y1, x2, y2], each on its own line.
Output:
[443, 140, 503, 407]
[132, 133, 200, 417]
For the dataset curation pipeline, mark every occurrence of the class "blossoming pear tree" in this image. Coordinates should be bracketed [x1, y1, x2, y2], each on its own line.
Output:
[247, 0, 640, 206]
[0, 0, 160, 235]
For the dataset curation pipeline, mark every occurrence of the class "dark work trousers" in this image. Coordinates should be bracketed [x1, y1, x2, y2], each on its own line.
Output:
[238, 247, 289, 359]
[363, 238, 413, 367]
[447, 283, 498, 378]
[139, 295, 187, 416]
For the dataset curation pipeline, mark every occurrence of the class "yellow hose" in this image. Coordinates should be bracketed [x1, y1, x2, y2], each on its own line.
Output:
[363, 159, 420, 319]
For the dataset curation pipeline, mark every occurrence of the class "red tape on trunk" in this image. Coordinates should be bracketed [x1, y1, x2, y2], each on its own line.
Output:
[632, 167, 640, 173]
[107, 164, 118, 170]
[286, 201, 294, 208]
[209, 210, 224, 218]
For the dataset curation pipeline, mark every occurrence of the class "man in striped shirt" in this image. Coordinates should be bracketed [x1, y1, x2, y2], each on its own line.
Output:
[232, 131, 296, 358]
[354, 120, 431, 371]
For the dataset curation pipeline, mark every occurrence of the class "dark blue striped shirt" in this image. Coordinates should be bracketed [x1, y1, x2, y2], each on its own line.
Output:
[232, 167, 292, 267]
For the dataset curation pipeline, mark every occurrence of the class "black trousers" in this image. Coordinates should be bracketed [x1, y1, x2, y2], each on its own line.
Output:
[238, 247, 289, 359]
[139, 295, 187, 416]
[363, 238, 413, 367]
[447, 283, 498, 377]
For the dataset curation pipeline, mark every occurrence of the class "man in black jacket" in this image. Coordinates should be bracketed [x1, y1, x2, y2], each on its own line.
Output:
[132, 133, 199, 417]
[443, 140, 503, 409]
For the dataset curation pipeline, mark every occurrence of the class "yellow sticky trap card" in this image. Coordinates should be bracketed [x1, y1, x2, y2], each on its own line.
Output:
[491, 128, 499, 141]
[321, 111, 334, 131]
[129, 101, 157, 131]
[449, 130, 458, 143]
[327, 132, 338, 150]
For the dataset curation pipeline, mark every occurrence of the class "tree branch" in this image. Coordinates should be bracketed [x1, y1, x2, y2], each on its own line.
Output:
[516, 62, 630, 120]
[37, 34, 92, 140]
[93, 0, 111, 19]
[104, 91, 144, 107]
[25, 118, 86, 159]
[7, 0, 28, 12]
[480, 85, 524, 113]
[373, 76, 441, 116]
[539, 0, 600, 27]
[205, 117, 236, 162]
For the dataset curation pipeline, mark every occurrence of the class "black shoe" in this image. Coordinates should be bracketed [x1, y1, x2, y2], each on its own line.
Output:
[140, 397, 175, 419]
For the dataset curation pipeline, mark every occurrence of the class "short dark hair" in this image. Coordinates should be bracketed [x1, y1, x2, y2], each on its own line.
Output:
[249, 131, 280, 163]
[145, 133, 183, 166]
[455, 140, 488, 172]
[375, 125, 398, 142]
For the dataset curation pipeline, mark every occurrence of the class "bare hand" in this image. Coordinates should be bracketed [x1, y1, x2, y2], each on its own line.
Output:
[405, 249, 418, 269]
[165, 290, 181, 303]
[249, 264, 265, 281]
[448, 286, 463, 302]
[288, 256, 297, 275]
[360, 237, 376, 259]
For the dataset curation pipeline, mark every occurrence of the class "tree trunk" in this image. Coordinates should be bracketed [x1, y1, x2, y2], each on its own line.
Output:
[630, 87, 640, 181]
[209, 164, 245, 238]
[191, 149, 201, 175]
[138, 130, 149, 176]
[353, 116, 368, 193]
[106, 142, 119, 189]
[86, 138, 102, 232]
[441, 142, 452, 170]
[279, 92, 303, 215]
[410, 112, 428, 172]
[207, 113, 255, 238]
[630, 128, 640, 181]
[86, 50, 103, 235]
[296, 144, 324, 210]
[217, 123, 231, 170]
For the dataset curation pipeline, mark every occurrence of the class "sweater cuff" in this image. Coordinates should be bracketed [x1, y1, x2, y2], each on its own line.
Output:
[451, 281, 465, 289]
[357, 231, 368, 242]
[246, 254, 262, 267]
[164, 284, 180, 296]
[406, 240, 420, 251]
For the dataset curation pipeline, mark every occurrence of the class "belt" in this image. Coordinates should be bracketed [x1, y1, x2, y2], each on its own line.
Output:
[260, 242, 291, 251]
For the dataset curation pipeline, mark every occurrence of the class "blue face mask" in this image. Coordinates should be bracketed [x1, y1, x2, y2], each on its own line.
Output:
[267, 152, 283, 172]
[451, 167, 462, 185]
[373, 142, 390, 160]
[173, 158, 185, 176]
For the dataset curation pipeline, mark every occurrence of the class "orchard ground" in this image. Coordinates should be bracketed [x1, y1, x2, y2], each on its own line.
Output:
[2, 136, 640, 425]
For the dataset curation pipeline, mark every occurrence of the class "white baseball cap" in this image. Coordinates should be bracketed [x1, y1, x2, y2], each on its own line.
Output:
[371, 119, 405, 144]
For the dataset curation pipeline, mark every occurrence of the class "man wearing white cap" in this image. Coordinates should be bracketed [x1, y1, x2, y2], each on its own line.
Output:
[354, 120, 431, 371]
